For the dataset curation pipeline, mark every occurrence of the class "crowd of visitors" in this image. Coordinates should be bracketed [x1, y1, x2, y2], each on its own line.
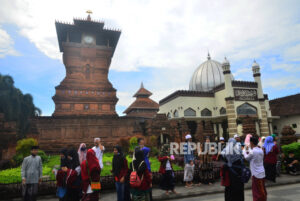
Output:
[20, 133, 300, 201]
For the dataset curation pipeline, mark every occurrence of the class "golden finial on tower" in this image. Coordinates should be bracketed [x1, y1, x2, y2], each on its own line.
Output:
[86, 10, 92, 21]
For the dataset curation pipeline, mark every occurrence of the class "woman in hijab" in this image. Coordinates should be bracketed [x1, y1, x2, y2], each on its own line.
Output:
[258, 137, 266, 148]
[158, 144, 176, 195]
[263, 136, 279, 182]
[112, 146, 128, 201]
[221, 138, 244, 201]
[130, 150, 152, 201]
[81, 149, 101, 201]
[78, 143, 87, 164]
[60, 148, 69, 169]
[66, 149, 81, 201]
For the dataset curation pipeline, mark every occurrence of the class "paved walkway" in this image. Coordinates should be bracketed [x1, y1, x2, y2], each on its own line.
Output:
[10, 174, 300, 201]
[171, 183, 300, 201]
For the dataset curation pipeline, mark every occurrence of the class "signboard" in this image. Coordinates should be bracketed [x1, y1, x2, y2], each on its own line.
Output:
[234, 89, 257, 101]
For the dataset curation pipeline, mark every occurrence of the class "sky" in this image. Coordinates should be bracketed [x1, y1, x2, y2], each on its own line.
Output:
[0, 0, 299, 116]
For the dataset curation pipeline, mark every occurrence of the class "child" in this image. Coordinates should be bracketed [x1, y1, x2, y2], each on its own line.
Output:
[283, 151, 300, 175]
[184, 160, 195, 188]
[158, 144, 177, 195]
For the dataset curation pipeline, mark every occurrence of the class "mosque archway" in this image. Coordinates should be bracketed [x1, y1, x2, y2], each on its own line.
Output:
[237, 103, 257, 116]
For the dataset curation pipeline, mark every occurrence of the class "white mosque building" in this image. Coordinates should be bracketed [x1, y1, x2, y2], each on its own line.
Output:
[159, 54, 274, 140]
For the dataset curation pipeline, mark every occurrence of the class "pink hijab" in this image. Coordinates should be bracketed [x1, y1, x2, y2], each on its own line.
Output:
[244, 134, 253, 147]
[78, 143, 87, 164]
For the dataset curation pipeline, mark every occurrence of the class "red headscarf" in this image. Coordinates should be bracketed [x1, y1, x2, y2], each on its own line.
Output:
[81, 149, 100, 181]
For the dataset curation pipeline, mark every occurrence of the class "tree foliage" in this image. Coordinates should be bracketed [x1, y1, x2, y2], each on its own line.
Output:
[0, 74, 41, 138]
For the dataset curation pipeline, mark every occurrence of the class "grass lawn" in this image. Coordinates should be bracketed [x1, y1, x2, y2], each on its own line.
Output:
[0, 153, 182, 184]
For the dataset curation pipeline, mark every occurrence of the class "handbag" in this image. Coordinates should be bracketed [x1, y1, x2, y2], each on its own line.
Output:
[56, 187, 67, 198]
[86, 160, 101, 191]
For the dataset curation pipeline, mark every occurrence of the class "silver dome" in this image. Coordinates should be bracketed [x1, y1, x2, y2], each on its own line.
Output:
[189, 54, 226, 91]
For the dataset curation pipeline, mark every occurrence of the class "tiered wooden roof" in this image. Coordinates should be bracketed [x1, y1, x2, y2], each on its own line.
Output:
[124, 83, 159, 118]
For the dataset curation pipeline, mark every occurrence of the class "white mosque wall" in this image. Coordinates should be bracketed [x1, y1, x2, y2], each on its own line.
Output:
[272, 115, 300, 135]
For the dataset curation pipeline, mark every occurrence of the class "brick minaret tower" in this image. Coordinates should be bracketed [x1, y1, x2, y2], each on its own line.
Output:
[53, 13, 120, 116]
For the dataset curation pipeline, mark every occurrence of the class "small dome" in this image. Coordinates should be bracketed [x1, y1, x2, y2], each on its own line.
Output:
[222, 57, 230, 65]
[252, 60, 260, 69]
[189, 54, 229, 91]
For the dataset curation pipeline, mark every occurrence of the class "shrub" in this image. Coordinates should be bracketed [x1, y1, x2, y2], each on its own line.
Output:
[12, 138, 48, 166]
[149, 135, 158, 147]
[38, 150, 49, 163]
[129, 137, 138, 152]
[151, 147, 159, 156]
[282, 142, 300, 159]
[16, 138, 38, 156]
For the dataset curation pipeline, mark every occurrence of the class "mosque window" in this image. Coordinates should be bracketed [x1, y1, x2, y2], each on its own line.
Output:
[220, 107, 226, 115]
[84, 104, 89, 110]
[167, 113, 171, 119]
[237, 103, 257, 115]
[173, 110, 179, 118]
[201, 108, 212, 116]
[184, 108, 196, 117]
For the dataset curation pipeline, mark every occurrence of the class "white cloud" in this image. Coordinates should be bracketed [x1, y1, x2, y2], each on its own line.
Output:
[1, 0, 300, 70]
[0, 0, 300, 109]
[271, 63, 300, 73]
[284, 44, 300, 62]
[0, 27, 18, 57]
[263, 76, 300, 90]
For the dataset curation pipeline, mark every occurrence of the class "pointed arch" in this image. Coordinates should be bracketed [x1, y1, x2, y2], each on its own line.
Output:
[220, 107, 226, 115]
[201, 108, 212, 116]
[173, 110, 179, 118]
[184, 108, 196, 117]
[167, 112, 171, 119]
[237, 103, 257, 115]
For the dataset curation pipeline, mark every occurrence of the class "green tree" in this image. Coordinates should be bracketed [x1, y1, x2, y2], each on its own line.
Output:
[0, 74, 41, 138]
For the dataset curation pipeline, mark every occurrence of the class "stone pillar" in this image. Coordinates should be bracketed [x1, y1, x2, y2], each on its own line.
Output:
[255, 121, 261, 136]
[259, 100, 270, 136]
[218, 123, 223, 138]
[213, 123, 217, 136]
[269, 122, 273, 134]
[225, 97, 237, 138]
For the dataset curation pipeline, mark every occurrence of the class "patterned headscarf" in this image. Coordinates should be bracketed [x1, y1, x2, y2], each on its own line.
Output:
[264, 136, 275, 154]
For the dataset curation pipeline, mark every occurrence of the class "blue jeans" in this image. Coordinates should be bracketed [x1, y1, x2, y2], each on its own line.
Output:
[115, 182, 125, 201]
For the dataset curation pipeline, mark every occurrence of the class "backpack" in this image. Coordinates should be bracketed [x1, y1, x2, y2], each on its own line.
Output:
[130, 161, 144, 188]
[231, 164, 251, 184]
[240, 166, 251, 183]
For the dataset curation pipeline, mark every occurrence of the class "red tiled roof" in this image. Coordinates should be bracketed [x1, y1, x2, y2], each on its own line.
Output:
[124, 97, 159, 114]
[124, 83, 159, 116]
[133, 87, 152, 97]
[269, 93, 300, 116]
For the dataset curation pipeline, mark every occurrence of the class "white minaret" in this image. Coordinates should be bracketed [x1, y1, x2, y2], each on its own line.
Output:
[252, 60, 264, 99]
[222, 57, 234, 97]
